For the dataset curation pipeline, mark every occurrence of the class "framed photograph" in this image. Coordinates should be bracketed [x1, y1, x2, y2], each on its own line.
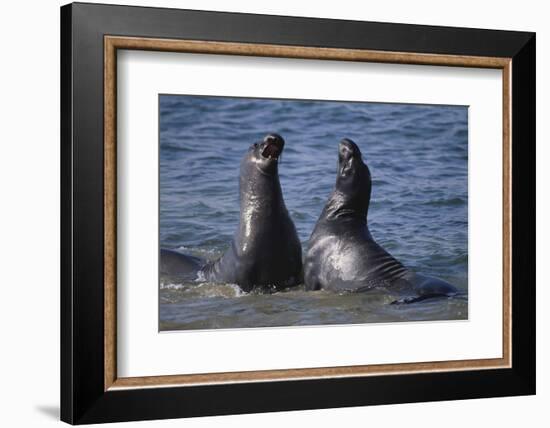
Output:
[60, 2, 535, 424]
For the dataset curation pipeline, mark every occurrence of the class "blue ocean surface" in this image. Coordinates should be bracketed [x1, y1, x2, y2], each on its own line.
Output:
[159, 95, 468, 331]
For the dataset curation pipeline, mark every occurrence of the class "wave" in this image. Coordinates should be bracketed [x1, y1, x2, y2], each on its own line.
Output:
[422, 197, 466, 207]
[161, 281, 246, 298]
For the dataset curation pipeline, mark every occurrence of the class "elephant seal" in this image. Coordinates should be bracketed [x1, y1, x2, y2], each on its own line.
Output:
[160, 249, 204, 282]
[161, 133, 303, 292]
[304, 138, 457, 302]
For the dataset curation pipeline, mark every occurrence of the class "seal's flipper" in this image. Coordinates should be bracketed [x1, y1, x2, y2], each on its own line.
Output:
[390, 274, 458, 304]
[160, 248, 204, 281]
[414, 274, 458, 297]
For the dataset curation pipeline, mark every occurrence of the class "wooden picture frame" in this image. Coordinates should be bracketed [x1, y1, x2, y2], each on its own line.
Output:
[61, 2, 535, 424]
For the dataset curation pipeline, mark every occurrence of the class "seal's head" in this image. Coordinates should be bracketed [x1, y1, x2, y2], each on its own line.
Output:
[326, 139, 372, 219]
[245, 133, 285, 175]
[239, 133, 287, 209]
[337, 139, 371, 188]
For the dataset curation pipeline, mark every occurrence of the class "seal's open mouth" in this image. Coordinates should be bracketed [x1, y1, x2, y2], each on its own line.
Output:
[260, 133, 285, 161]
[340, 158, 353, 176]
[261, 142, 282, 160]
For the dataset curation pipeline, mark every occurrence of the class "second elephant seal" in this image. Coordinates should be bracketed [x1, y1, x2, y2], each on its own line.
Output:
[304, 138, 457, 302]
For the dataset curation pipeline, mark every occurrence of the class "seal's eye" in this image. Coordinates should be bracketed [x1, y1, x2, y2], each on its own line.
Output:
[253, 143, 258, 148]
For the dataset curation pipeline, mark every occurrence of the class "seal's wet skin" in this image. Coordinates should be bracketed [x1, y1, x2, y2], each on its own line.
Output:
[160, 249, 204, 282]
[304, 139, 458, 302]
[161, 134, 303, 292]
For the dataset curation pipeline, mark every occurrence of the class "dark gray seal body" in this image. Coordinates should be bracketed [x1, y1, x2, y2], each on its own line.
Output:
[161, 134, 303, 292]
[160, 249, 203, 282]
[304, 139, 457, 302]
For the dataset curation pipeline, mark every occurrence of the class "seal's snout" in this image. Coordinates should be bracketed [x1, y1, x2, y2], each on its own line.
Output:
[339, 138, 361, 159]
[261, 133, 285, 160]
[338, 138, 364, 178]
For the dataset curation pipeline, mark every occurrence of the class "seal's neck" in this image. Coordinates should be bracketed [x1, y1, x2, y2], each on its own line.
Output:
[239, 167, 285, 217]
[322, 189, 370, 225]
[322, 153, 372, 225]
[322, 171, 371, 225]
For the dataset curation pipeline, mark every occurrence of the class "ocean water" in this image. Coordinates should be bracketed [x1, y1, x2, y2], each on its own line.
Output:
[159, 95, 468, 331]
